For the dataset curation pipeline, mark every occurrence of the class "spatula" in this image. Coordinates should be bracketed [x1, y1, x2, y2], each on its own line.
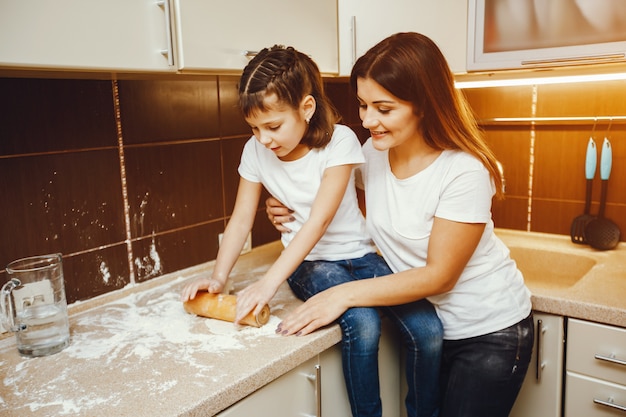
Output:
[585, 137, 621, 250]
[570, 137, 596, 244]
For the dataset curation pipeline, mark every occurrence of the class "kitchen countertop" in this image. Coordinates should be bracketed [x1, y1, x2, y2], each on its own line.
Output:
[0, 242, 340, 417]
[496, 229, 626, 328]
[1, 229, 624, 416]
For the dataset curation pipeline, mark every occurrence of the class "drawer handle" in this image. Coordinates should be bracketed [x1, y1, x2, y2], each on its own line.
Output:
[595, 353, 626, 367]
[593, 397, 626, 412]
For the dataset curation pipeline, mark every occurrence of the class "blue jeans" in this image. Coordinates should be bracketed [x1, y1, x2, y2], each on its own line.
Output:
[288, 253, 443, 417]
[439, 313, 534, 417]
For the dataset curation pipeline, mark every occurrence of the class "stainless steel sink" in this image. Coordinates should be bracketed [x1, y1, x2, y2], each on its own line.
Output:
[508, 246, 597, 289]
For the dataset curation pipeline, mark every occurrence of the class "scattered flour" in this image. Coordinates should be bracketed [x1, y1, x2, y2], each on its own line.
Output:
[0, 276, 283, 416]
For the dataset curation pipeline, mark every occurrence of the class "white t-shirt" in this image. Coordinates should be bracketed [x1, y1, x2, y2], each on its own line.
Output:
[238, 124, 376, 261]
[357, 139, 532, 340]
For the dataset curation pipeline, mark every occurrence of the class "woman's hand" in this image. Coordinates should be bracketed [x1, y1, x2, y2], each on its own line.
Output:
[276, 286, 350, 336]
[265, 196, 295, 233]
[180, 277, 225, 302]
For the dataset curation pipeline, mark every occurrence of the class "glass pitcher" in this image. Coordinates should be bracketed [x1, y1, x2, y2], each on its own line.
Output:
[1, 254, 70, 357]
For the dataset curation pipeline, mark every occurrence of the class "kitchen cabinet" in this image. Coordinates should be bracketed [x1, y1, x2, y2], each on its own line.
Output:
[216, 318, 400, 416]
[565, 318, 626, 417]
[510, 312, 564, 417]
[0, 0, 337, 74]
[215, 354, 322, 416]
[172, 0, 339, 74]
[0, 0, 174, 72]
[337, 0, 468, 75]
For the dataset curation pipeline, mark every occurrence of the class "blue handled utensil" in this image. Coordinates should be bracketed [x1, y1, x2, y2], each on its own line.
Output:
[570, 137, 596, 244]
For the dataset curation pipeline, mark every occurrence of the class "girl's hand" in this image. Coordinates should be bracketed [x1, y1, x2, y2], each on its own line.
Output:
[265, 196, 295, 233]
[276, 286, 349, 336]
[180, 277, 225, 302]
[234, 279, 279, 324]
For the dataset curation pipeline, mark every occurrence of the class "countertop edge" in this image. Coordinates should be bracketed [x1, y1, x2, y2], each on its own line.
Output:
[182, 327, 341, 416]
[531, 294, 626, 328]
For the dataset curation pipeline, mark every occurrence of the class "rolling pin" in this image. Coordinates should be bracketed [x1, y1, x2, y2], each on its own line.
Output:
[183, 292, 270, 327]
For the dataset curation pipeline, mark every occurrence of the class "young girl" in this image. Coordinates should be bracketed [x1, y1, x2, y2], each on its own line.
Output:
[180, 45, 442, 417]
[271, 33, 534, 417]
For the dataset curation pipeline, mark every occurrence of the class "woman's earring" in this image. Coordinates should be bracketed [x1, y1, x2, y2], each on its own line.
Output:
[305, 117, 310, 124]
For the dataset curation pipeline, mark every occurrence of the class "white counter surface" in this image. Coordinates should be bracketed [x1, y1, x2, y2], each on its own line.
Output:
[0, 229, 624, 416]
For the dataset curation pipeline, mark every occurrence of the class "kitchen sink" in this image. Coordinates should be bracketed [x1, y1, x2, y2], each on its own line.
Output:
[508, 246, 597, 289]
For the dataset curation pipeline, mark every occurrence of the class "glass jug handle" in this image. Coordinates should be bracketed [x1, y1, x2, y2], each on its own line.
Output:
[1, 278, 22, 332]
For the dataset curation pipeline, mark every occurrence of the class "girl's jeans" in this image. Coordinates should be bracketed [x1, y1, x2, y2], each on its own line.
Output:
[439, 313, 534, 417]
[288, 252, 443, 417]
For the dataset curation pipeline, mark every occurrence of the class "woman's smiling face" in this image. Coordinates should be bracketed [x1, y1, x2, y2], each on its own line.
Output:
[356, 77, 421, 152]
[245, 94, 311, 161]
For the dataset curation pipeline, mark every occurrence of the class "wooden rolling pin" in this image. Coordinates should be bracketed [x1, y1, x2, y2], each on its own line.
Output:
[183, 292, 270, 327]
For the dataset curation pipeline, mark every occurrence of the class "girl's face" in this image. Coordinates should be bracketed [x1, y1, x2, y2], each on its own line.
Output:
[356, 77, 421, 152]
[245, 94, 312, 161]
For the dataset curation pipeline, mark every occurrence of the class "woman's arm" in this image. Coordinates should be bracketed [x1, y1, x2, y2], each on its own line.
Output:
[180, 178, 262, 301]
[277, 217, 485, 336]
[265, 196, 295, 233]
[235, 164, 355, 323]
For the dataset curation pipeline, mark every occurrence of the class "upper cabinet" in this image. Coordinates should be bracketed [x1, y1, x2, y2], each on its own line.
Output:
[173, 0, 338, 74]
[0, 0, 175, 72]
[338, 0, 468, 75]
[0, 0, 338, 75]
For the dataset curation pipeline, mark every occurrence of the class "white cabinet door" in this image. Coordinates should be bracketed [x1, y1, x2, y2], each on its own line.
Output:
[338, 0, 468, 75]
[173, 0, 339, 74]
[216, 355, 320, 417]
[510, 312, 564, 417]
[0, 0, 174, 72]
[319, 344, 353, 417]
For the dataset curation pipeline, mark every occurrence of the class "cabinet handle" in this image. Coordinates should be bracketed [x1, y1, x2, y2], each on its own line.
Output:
[305, 365, 322, 417]
[593, 397, 626, 412]
[157, 0, 174, 66]
[315, 364, 322, 417]
[595, 353, 626, 367]
[350, 16, 357, 66]
[535, 319, 546, 381]
[243, 51, 259, 58]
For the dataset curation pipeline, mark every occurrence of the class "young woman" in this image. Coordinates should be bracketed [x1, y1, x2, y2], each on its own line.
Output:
[180, 45, 442, 417]
[271, 33, 534, 417]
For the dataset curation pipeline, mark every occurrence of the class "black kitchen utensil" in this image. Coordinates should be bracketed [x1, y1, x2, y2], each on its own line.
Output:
[570, 138, 597, 244]
[585, 137, 621, 250]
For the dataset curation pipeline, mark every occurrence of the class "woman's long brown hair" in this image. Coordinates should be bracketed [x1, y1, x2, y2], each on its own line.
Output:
[350, 32, 504, 199]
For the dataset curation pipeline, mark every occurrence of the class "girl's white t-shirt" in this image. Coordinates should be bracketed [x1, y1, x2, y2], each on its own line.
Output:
[238, 124, 376, 261]
[357, 139, 532, 340]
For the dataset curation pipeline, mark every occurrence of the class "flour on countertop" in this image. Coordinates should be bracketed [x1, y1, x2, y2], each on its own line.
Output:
[0, 276, 284, 416]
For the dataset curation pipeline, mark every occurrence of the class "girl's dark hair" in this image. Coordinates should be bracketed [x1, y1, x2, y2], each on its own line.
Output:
[238, 45, 340, 148]
[350, 32, 504, 199]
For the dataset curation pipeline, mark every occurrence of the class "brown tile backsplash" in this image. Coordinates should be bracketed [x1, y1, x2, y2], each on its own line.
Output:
[63, 243, 131, 301]
[0, 149, 125, 261]
[117, 78, 220, 144]
[124, 140, 224, 236]
[0, 78, 117, 155]
[131, 221, 222, 283]
[468, 84, 626, 237]
[1, 75, 625, 305]
[218, 76, 251, 137]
